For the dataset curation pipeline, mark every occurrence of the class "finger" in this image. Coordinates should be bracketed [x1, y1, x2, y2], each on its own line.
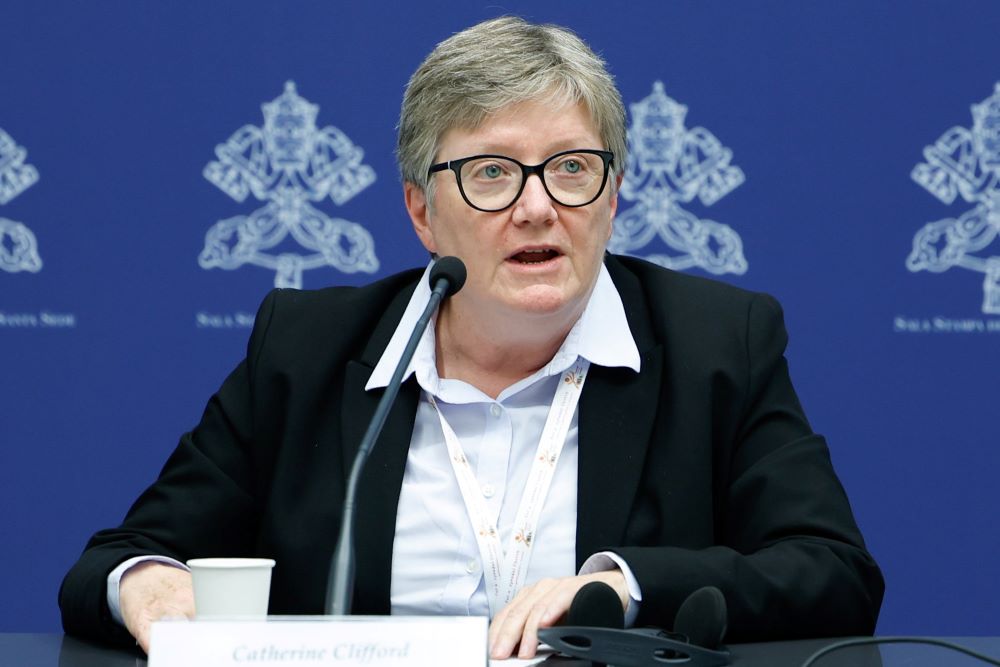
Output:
[517, 576, 621, 658]
[487, 606, 507, 652]
[490, 580, 559, 659]
[489, 601, 527, 659]
[518, 581, 589, 658]
[516, 601, 552, 659]
[487, 589, 521, 651]
[489, 591, 533, 658]
[539, 587, 574, 626]
[491, 606, 534, 659]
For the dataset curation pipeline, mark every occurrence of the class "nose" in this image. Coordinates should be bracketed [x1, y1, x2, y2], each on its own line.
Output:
[512, 173, 556, 225]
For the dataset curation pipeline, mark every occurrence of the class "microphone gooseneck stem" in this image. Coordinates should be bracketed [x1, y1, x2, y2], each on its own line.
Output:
[325, 276, 453, 615]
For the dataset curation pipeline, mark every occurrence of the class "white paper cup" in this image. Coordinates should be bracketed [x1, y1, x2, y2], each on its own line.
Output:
[187, 558, 275, 619]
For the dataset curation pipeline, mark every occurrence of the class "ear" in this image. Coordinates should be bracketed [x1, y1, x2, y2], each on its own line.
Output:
[405, 182, 438, 254]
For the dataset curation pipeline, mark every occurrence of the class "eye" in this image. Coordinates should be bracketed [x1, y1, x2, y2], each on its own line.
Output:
[468, 160, 511, 180]
[552, 155, 593, 176]
[562, 159, 582, 174]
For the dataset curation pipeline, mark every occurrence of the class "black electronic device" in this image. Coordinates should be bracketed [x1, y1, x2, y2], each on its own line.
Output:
[539, 584, 731, 667]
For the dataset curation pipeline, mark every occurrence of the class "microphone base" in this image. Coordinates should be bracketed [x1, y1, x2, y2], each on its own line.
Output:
[539, 626, 731, 667]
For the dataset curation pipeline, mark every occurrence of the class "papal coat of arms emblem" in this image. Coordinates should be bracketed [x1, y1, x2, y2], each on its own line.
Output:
[907, 82, 1000, 314]
[609, 82, 747, 275]
[0, 128, 42, 274]
[199, 81, 379, 289]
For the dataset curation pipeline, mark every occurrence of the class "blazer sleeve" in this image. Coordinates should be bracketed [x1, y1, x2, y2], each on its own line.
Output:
[612, 293, 884, 641]
[58, 290, 281, 646]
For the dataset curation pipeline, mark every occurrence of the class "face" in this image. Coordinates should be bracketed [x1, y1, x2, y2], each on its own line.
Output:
[405, 99, 620, 327]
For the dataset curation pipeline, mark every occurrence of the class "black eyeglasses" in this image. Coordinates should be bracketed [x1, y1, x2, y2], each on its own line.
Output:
[428, 149, 614, 212]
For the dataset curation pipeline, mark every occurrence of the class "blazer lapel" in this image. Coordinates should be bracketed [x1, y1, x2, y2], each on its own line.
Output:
[338, 280, 421, 615]
[576, 258, 664, 567]
[576, 349, 663, 567]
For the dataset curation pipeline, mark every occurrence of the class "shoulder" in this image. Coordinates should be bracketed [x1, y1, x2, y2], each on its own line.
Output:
[607, 254, 760, 308]
[605, 254, 786, 358]
[247, 268, 423, 365]
[261, 268, 422, 322]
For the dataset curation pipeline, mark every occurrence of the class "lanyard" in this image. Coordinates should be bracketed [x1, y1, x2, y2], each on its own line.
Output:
[428, 359, 590, 617]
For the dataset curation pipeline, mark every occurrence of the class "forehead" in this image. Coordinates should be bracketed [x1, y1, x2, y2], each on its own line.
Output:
[437, 99, 602, 161]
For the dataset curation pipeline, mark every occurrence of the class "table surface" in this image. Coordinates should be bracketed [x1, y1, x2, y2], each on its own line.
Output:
[4, 633, 999, 667]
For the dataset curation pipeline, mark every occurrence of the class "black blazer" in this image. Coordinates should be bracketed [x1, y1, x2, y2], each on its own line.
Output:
[60, 255, 884, 646]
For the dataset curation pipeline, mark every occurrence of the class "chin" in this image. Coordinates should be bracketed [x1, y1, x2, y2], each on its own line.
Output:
[505, 286, 580, 318]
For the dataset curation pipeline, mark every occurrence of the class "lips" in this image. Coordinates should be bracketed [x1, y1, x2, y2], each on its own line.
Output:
[509, 248, 562, 264]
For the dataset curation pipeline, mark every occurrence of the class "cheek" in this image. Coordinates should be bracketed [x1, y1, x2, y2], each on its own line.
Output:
[418, 227, 439, 254]
[585, 212, 613, 250]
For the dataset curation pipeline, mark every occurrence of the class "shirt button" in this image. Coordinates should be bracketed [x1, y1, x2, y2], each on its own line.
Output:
[481, 484, 496, 498]
[466, 559, 479, 574]
[490, 403, 501, 417]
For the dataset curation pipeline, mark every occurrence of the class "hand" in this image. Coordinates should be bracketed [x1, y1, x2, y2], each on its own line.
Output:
[118, 562, 195, 654]
[488, 570, 629, 660]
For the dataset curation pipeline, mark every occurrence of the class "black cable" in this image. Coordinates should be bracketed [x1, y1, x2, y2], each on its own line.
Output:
[801, 637, 1000, 667]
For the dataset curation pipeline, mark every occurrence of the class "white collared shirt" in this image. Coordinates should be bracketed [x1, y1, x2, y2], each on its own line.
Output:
[367, 261, 642, 620]
[108, 262, 644, 625]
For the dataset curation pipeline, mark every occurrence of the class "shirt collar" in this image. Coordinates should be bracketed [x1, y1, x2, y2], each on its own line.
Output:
[365, 261, 641, 392]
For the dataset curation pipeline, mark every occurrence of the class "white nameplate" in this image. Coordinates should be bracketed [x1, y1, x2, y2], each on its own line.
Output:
[148, 615, 487, 667]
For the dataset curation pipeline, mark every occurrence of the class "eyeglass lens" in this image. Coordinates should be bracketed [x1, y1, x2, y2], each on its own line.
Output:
[459, 152, 607, 210]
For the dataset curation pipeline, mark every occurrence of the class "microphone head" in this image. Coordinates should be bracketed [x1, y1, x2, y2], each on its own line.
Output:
[566, 581, 625, 630]
[673, 586, 728, 649]
[428, 255, 467, 297]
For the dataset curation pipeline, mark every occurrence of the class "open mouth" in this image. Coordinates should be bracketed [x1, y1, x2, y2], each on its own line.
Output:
[509, 248, 562, 265]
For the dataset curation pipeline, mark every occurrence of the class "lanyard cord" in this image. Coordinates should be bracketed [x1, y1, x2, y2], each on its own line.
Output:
[428, 359, 590, 616]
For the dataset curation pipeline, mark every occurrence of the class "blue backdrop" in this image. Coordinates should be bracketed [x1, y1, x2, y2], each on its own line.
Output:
[2, 0, 998, 635]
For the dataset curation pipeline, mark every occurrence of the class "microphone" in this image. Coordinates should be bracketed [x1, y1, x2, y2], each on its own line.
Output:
[552, 582, 624, 667]
[324, 256, 467, 615]
[674, 586, 727, 650]
[566, 581, 624, 630]
[428, 255, 467, 298]
[539, 585, 731, 667]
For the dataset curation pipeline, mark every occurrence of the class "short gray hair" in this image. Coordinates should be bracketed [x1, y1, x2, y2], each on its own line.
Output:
[397, 16, 627, 196]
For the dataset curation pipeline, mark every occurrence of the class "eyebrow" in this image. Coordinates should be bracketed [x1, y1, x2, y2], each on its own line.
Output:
[456, 142, 605, 160]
